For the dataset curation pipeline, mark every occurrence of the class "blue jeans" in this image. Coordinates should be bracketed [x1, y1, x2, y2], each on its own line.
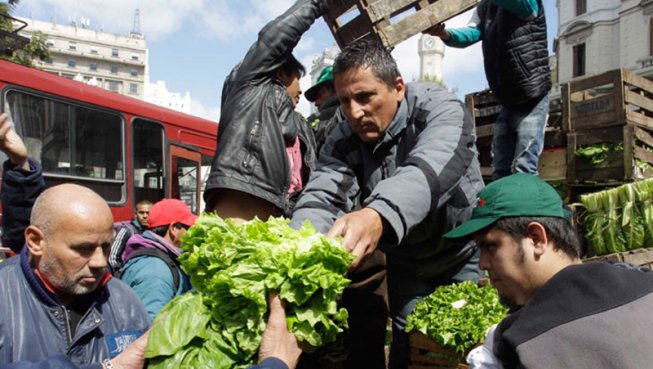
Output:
[387, 251, 483, 369]
[492, 94, 549, 180]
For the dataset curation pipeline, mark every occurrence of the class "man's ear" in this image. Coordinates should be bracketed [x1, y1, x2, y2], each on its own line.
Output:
[24, 225, 46, 256]
[393, 76, 406, 102]
[527, 222, 548, 256]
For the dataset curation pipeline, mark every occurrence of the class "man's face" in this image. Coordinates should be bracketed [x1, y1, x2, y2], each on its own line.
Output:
[38, 211, 114, 297]
[314, 85, 334, 110]
[335, 67, 405, 142]
[474, 227, 534, 307]
[279, 70, 302, 107]
[135, 203, 151, 227]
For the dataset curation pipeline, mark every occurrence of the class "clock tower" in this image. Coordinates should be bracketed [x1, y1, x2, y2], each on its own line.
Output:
[418, 34, 445, 82]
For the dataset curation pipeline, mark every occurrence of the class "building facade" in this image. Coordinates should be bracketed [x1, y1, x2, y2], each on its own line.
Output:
[144, 80, 192, 114]
[17, 16, 148, 99]
[556, 0, 653, 83]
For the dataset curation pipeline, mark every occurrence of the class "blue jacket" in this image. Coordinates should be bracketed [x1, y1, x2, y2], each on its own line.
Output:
[119, 231, 191, 320]
[0, 250, 150, 368]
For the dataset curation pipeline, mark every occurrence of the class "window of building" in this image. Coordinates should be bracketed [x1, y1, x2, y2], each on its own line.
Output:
[110, 66, 118, 74]
[90, 46, 99, 54]
[132, 119, 166, 203]
[130, 69, 138, 77]
[131, 53, 139, 61]
[45, 58, 53, 65]
[111, 48, 119, 57]
[573, 43, 586, 77]
[108, 80, 120, 92]
[68, 41, 77, 51]
[46, 39, 54, 47]
[68, 60, 76, 68]
[129, 83, 138, 95]
[576, 0, 586, 16]
[4, 90, 125, 202]
[90, 63, 97, 71]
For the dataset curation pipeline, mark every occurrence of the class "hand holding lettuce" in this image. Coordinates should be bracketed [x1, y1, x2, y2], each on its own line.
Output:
[145, 214, 354, 369]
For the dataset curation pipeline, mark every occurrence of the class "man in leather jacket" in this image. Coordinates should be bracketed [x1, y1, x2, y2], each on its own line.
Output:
[203, 0, 326, 221]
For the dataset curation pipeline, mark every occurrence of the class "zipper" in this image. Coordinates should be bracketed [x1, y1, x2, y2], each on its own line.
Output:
[62, 307, 73, 347]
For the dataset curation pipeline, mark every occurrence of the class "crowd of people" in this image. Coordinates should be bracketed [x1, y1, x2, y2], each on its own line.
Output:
[2, 1, 653, 369]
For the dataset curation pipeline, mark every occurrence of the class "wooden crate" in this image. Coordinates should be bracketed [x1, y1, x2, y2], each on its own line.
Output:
[324, 0, 478, 49]
[567, 124, 653, 184]
[409, 332, 468, 369]
[583, 248, 653, 269]
[562, 68, 653, 132]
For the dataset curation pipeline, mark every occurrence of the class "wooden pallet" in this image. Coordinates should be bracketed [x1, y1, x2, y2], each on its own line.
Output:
[409, 332, 468, 369]
[562, 68, 653, 132]
[583, 248, 653, 269]
[324, 0, 478, 49]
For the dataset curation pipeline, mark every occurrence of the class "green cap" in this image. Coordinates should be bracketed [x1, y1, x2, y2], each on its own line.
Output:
[444, 173, 571, 239]
[305, 66, 334, 102]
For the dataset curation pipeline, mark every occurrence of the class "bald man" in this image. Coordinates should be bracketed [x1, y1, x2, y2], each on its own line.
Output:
[0, 184, 151, 369]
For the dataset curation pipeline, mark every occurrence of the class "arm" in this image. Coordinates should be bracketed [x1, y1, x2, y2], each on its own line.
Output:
[424, 10, 482, 48]
[233, 0, 327, 83]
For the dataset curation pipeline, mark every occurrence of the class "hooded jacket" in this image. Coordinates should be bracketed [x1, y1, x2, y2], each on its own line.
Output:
[0, 250, 150, 368]
[204, 0, 324, 215]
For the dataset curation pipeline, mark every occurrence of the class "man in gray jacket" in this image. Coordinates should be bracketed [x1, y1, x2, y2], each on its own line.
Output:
[291, 40, 484, 369]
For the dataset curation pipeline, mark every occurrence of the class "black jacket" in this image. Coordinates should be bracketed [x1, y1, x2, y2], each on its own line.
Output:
[479, 0, 550, 106]
[307, 95, 344, 155]
[204, 0, 324, 215]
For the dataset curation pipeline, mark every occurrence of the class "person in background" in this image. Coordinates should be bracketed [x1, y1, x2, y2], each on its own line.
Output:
[203, 0, 326, 222]
[305, 65, 343, 152]
[108, 199, 152, 271]
[118, 198, 195, 320]
[291, 39, 485, 369]
[0, 113, 45, 253]
[0, 184, 150, 367]
[444, 173, 653, 368]
[426, 0, 550, 180]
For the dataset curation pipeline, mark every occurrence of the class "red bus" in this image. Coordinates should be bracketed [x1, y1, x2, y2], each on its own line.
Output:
[0, 59, 218, 223]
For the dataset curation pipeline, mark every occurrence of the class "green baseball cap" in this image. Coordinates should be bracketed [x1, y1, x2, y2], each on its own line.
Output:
[444, 173, 571, 239]
[305, 66, 334, 102]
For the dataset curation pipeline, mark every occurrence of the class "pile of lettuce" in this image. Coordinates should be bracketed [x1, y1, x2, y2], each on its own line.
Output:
[405, 281, 508, 355]
[145, 214, 354, 369]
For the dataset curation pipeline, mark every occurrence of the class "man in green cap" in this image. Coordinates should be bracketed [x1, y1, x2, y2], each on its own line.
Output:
[305, 65, 344, 152]
[445, 173, 653, 368]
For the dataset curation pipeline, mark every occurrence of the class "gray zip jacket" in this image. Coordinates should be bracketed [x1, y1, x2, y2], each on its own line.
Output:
[292, 83, 484, 277]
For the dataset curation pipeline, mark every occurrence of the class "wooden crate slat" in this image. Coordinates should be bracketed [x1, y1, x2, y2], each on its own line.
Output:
[634, 125, 653, 148]
[333, 12, 376, 46]
[568, 69, 622, 94]
[623, 125, 635, 181]
[634, 146, 653, 164]
[625, 89, 653, 115]
[539, 149, 567, 181]
[569, 94, 617, 119]
[622, 68, 653, 94]
[325, 0, 359, 20]
[366, 0, 421, 22]
[378, 0, 478, 48]
[569, 110, 621, 131]
[626, 111, 653, 131]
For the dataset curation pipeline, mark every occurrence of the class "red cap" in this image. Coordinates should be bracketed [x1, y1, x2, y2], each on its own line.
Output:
[147, 199, 197, 228]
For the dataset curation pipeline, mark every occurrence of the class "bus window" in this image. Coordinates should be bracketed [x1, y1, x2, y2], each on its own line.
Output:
[169, 144, 201, 214]
[5, 90, 125, 202]
[132, 118, 165, 204]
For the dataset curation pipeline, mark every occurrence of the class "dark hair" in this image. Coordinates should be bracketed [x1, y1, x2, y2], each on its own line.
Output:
[494, 217, 582, 260]
[278, 53, 305, 78]
[150, 222, 186, 238]
[333, 39, 400, 89]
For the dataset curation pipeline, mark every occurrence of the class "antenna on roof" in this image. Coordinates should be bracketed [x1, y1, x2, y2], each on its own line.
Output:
[130, 8, 143, 39]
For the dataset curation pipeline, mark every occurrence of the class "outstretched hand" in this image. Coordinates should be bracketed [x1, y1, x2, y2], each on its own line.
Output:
[327, 208, 385, 270]
[258, 293, 301, 369]
[108, 329, 150, 369]
[423, 23, 450, 41]
[0, 113, 28, 170]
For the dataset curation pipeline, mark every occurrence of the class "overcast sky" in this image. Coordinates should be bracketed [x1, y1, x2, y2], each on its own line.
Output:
[14, 0, 559, 122]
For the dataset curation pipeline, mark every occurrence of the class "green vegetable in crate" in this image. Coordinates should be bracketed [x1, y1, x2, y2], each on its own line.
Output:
[145, 214, 354, 369]
[618, 183, 645, 251]
[575, 142, 623, 165]
[582, 192, 607, 256]
[405, 281, 508, 355]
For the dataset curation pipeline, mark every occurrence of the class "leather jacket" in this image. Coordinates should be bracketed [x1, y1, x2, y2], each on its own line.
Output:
[204, 0, 325, 215]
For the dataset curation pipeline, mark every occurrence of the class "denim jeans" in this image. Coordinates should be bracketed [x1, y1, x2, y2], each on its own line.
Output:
[492, 94, 549, 180]
[387, 250, 484, 369]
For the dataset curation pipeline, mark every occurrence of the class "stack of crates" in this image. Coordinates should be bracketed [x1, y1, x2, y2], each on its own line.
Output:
[464, 90, 567, 182]
[323, 0, 478, 49]
[563, 68, 653, 188]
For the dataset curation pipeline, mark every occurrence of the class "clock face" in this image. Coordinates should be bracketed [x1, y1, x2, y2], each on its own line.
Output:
[423, 37, 436, 49]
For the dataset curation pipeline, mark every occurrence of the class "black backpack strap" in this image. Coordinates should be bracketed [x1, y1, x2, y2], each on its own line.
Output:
[118, 248, 180, 292]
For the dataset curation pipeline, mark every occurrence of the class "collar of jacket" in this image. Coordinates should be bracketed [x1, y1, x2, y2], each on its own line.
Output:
[131, 217, 145, 233]
[20, 246, 111, 307]
[124, 230, 182, 259]
[370, 98, 408, 154]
